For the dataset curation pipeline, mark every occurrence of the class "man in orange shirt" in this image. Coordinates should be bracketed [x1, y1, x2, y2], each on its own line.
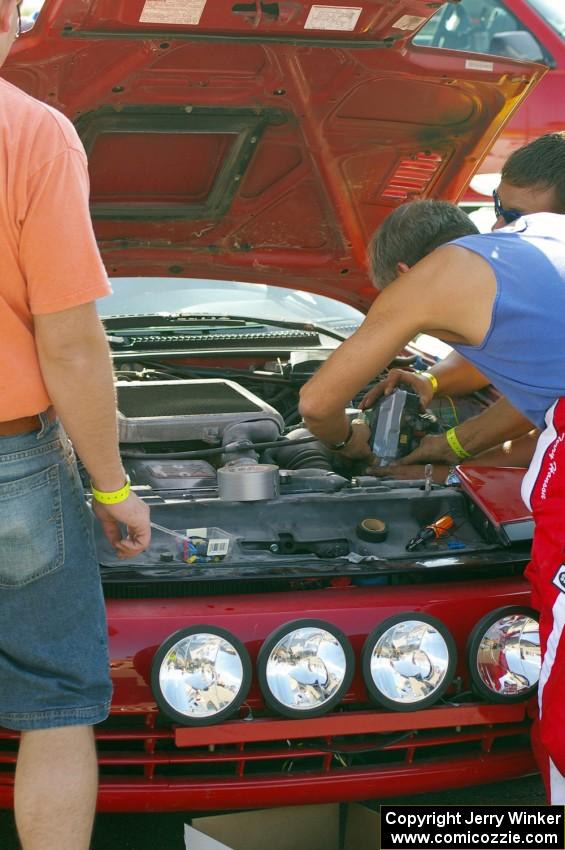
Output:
[0, 3, 151, 849]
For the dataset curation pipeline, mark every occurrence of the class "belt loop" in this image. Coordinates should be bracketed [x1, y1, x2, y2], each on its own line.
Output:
[36, 409, 54, 440]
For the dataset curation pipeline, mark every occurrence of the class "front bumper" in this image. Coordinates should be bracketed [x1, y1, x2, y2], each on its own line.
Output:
[0, 575, 537, 811]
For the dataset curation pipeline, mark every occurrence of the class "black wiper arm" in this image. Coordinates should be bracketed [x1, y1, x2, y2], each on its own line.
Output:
[178, 312, 347, 343]
[104, 311, 347, 343]
[102, 312, 248, 331]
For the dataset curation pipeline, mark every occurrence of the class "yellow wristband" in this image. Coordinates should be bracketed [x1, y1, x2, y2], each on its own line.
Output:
[91, 476, 131, 505]
[445, 427, 471, 460]
[419, 371, 439, 395]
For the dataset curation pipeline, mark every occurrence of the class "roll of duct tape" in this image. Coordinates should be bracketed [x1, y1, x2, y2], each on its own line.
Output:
[218, 464, 280, 501]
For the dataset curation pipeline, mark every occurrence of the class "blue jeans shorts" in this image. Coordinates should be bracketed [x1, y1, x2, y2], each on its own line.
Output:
[0, 413, 112, 731]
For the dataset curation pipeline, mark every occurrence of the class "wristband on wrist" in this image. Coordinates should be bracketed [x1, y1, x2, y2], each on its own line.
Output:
[445, 427, 471, 460]
[327, 420, 354, 451]
[91, 475, 131, 505]
[418, 371, 439, 395]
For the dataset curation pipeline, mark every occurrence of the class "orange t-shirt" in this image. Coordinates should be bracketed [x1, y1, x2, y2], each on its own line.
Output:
[0, 78, 111, 420]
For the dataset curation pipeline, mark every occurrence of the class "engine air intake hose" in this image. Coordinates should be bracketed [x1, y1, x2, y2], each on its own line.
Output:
[266, 427, 333, 471]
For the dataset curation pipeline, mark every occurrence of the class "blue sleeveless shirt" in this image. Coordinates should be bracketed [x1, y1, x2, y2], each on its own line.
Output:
[448, 213, 565, 429]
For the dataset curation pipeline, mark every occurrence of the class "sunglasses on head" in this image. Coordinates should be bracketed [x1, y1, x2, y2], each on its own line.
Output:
[493, 189, 522, 225]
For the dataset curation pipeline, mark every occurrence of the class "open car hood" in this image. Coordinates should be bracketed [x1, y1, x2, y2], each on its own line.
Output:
[4, 0, 545, 308]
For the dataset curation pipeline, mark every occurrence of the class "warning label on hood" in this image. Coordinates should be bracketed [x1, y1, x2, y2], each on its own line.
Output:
[305, 5, 362, 31]
[140, 0, 207, 26]
[392, 15, 427, 31]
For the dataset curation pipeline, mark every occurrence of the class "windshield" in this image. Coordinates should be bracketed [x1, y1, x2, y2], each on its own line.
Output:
[19, 0, 44, 33]
[98, 278, 365, 336]
[525, 0, 565, 38]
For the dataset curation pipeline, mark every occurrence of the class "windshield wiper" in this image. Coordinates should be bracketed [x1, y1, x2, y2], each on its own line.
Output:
[103, 313, 248, 331]
[178, 312, 348, 343]
[103, 312, 348, 343]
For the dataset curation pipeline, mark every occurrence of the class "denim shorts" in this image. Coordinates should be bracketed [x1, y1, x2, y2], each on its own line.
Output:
[0, 413, 112, 731]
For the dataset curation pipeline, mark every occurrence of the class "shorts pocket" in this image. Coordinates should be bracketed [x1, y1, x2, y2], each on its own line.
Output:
[0, 464, 64, 588]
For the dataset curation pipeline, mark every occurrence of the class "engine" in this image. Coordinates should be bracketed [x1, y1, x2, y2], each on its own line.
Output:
[90, 375, 499, 572]
[117, 376, 444, 491]
[116, 378, 343, 496]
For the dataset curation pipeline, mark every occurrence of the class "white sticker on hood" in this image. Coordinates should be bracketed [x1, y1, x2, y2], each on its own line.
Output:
[465, 58, 494, 72]
[305, 5, 362, 31]
[392, 15, 427, 31]
[140, 0, 206, 26]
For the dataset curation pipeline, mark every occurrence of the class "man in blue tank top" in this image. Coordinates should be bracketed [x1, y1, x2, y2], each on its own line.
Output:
[299, 205, 565, 804]
[361, 132, 565, 473]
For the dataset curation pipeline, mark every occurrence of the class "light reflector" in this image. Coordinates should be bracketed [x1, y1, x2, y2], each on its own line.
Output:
[468, 606, 540, 702]
[151, 626, 251, 726]
[258, 619, 354, 718]
[362, 613, 456, 711]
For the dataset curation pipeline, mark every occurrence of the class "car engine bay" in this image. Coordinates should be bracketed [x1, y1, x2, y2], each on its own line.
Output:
[94, 320, 531, 584]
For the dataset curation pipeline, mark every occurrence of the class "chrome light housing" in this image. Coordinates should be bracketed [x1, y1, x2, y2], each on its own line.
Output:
[257, 619, 354, 718]
[362, 613, 456, 711]
[151, 626, 251, 726]
[467, 606, 540, 702]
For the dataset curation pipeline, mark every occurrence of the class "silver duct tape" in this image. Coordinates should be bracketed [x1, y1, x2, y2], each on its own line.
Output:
[218, 464, 280, 501]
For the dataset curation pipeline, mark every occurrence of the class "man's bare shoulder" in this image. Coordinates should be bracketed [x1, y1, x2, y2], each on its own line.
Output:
[424, 242, 493, 283]
[384, 242, 494, 300]
[373, 242, 497, 346]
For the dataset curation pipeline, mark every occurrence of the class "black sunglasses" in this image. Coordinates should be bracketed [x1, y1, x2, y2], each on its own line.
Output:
[492, 189, 522, 225]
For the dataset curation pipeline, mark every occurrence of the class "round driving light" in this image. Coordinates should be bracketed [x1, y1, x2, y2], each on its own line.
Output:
[362, 613, 456, 711]
[151, 626, 251, 726]
[257, 619, 354, 718]
[467, 606, 540, 702]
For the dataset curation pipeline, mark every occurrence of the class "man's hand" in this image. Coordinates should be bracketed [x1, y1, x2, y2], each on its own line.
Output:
[336, 421, 373, 461]
[393, 433, 459, 465]
[366, 461, 450, 483]
[360, 369, 434, 411]
[92, 492, 151, 559]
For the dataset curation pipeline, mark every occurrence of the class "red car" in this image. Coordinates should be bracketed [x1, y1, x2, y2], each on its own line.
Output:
[1, 0, 546, 813]
[413, 0, 565, 197]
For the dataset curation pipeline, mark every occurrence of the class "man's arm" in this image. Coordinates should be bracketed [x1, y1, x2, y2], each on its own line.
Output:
[464, 429, 539, 467]
[452, 396, 533, 453]
[368, 427, 539, 484]
[299, 245, 496, 452]
[394, 396, 534, 465]
[35, 301, 150, 557]
[360, 351, 491, 411]
[429, 350, 490, 395]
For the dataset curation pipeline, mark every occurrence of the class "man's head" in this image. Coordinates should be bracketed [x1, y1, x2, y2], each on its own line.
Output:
[494, 132, 565, 228]
[369, 199, 479, 288]
[0, 1, 20, 67]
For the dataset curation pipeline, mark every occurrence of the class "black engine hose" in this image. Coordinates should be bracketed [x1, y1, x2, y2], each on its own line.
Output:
[265, 427, 334, 471]
[120, 434, 319, 461]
